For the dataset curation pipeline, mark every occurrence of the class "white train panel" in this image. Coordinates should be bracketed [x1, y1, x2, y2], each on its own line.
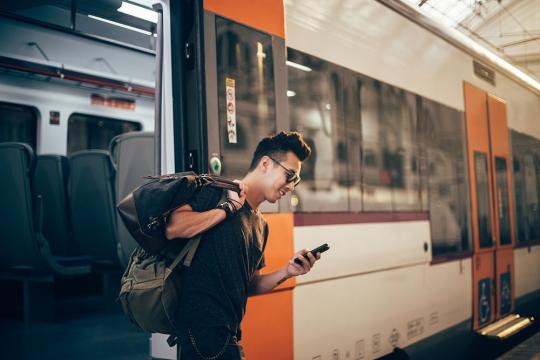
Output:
[514, 245, 540, 298]
[293, 259, 471, 359]
[293, 221, 432, 284]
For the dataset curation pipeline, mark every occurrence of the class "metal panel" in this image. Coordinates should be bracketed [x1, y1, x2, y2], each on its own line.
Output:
[204, 11, 220, 173]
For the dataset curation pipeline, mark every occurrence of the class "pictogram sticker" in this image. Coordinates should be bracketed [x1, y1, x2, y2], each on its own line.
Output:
[225, 78, 237, 144]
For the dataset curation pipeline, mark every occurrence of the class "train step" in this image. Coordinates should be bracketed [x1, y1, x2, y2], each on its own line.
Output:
[476, 314, 535, 340]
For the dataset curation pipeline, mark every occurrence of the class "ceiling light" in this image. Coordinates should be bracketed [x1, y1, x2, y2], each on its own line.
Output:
[88, 15, 152, 35]
[286, 61, 312, 72]
[287, 90, 296, 97]
[117, 1, 158, 24]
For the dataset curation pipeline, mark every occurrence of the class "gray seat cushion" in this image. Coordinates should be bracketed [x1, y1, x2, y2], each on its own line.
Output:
[69, 150, 118, 266]
[110, 132, 154, 266]
[34, 155, 75, 256]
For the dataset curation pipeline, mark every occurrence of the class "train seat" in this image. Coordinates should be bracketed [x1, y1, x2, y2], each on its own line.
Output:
[109, 131, 154, 266]
[69, 150, 119, 267]
[0, 142, 91, 322]
[34, 154, 80, 256]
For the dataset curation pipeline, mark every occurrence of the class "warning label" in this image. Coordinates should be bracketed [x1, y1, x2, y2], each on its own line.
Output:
[225, 78, 237, 144]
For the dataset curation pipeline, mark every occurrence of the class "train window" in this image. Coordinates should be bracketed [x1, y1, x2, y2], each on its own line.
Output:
[67, 114, 141, 154]
[287, 49, 348, 212]
[360, 80, 421, 211]
[344, 76, 363, 211]
[511, 130, 540, 245]
[215, 17, 276, 178]
[474, 152, 493, 248]
[495, 157, 512, 245]
[0, 102, 38, 150]
[417, 98, 470, 256]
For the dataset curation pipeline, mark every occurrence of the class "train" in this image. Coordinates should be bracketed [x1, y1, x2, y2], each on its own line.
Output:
[1, 1, 539, 359]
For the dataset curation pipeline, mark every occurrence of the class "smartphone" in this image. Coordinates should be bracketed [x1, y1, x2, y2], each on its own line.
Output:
[294, 243, 330, 266]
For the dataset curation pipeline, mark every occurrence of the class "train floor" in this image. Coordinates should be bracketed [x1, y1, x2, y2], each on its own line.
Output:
[0, 276, 150, 360]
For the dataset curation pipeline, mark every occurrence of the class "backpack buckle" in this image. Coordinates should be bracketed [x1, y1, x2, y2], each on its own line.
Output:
[167, 334, 178, 347]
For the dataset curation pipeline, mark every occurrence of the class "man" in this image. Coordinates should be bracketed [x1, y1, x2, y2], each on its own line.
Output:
[165, 131, 320, 359]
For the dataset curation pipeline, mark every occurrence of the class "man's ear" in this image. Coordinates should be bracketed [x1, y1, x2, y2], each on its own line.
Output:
[259, 156, 270, 173]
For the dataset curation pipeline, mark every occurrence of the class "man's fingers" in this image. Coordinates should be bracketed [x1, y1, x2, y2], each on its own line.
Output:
[298, 255, 311, 271]
[306, 252, 317, 266]
[289, 260, 304, 273]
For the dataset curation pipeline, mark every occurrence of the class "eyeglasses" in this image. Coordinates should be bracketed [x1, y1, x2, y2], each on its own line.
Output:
[268, 155, 301, 186]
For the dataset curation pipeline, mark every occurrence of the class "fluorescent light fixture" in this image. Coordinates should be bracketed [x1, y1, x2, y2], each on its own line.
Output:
[118, 1, 158, 24]
[286, 60, 312, 72]
[88, 15, 152, 35]
[287, 90, 296, 97]
[127, 0, 155, 7]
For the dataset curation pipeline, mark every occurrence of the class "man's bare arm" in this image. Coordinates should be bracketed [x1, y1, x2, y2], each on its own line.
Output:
[165, 204, 226, 239]
[248, 250, 320, 295]
[165, 181, 247, 240]
[248, 268, 290, 295]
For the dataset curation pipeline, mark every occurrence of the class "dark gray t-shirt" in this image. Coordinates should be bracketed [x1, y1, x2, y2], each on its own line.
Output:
[177, 186, 268, 333]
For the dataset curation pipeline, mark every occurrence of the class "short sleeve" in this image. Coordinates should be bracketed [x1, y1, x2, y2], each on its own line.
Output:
[257, 222, 269, 270]
[188, 186, 224, 212]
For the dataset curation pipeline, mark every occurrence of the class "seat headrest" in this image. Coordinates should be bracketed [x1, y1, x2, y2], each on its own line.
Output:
[0, 142, 35, 172]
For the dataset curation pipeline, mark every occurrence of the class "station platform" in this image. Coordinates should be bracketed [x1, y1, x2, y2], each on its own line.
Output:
[497, 330, 540, 360]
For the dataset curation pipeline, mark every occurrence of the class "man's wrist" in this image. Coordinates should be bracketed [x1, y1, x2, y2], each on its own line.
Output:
[277, 267, 292, 286]
[216, 200, 235, 217]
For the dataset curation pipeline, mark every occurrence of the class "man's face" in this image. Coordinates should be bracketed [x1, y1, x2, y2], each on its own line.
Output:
[261, 151, 301, 203]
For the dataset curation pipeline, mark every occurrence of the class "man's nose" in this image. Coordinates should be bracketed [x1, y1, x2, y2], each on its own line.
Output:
[285, 181, 295, 192]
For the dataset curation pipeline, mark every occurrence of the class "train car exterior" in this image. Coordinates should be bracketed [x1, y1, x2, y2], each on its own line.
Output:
[281, 1, 540, 359]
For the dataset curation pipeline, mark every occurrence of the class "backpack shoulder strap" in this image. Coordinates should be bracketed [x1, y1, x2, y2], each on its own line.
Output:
[164, 234, 201, 279]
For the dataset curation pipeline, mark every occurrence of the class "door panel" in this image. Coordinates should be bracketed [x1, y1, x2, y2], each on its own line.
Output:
[464, 83, 516, 329]
[487, 95, 515, 250]
[464, 83, 495, 254]
[496, 248, 514, 317]
[473, 252, 495, 328]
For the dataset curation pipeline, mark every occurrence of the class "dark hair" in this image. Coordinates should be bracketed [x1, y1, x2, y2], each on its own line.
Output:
[249, 131, 311, 171]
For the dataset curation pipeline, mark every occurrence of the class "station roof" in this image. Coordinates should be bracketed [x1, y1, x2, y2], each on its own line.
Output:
[403, 0, 540, 83]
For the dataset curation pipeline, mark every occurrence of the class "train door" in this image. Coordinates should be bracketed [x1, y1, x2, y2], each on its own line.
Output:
[154, 1, 294, 359]
[464, 82, 527, 337]
[201, 4, 295, 360]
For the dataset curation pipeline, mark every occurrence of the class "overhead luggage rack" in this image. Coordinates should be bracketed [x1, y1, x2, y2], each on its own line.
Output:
[476, 314, 534, 340]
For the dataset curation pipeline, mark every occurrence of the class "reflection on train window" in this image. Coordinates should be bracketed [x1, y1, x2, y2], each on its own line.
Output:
[67, 114, 141, 155]
[495, 157, 512, 245]
[287, 48, 348, 211]
[417, 98, 470, 256]
[474, 152, 493, 248]
[345, 76, 363, 211]
[361, 79, 420, 211]
[0, 102, 38, 150]
[511, 130, 540, 245]
[216, 17, 276, 178]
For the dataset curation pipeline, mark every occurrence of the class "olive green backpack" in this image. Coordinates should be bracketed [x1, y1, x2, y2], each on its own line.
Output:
[118, 235, 201, 346]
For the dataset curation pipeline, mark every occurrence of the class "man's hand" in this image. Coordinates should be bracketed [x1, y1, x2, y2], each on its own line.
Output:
[286, 249, 321, 277]
[227, 180, 247, 211]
